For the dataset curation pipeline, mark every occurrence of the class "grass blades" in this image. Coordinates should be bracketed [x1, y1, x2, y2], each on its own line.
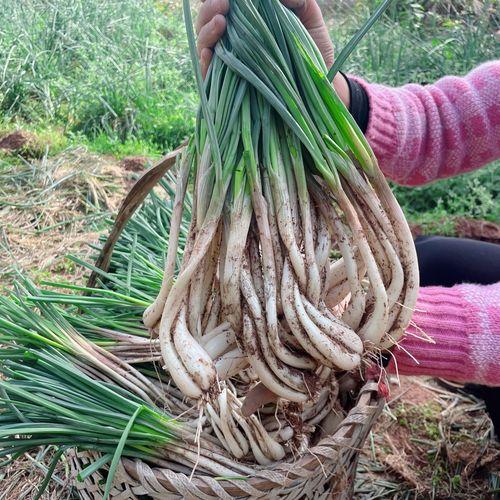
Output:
[33, 446, 68, 500]
[328, 0, 394, 81]
[77, 453, 113, 481]
[104, 405, 143, 500]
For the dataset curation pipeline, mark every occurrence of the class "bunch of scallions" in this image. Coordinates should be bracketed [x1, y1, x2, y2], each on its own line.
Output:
[0, 0, 419, 493]
[148, 1, 418, 402]
[139, 0, 418, 460]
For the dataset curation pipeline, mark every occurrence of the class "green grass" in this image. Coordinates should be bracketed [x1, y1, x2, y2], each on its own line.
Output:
[0, 0, 498, 227]
[392, 165, 500, 232]
[0, 0, 196, 154]
[331, 0, 498, 85]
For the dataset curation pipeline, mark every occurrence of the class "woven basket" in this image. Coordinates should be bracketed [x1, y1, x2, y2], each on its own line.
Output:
[69, 382, 383, 499]
[74, 150, 385, 499]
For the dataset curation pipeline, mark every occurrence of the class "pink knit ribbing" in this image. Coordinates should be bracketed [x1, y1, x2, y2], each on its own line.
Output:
[351, 62, 500, 385]
[389, 283, 500, 386]
[353, 61, 500, 185]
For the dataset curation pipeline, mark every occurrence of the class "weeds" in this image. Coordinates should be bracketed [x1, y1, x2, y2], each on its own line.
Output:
[0, 0, 196, 152]
[393, 164, 500, 231]
[332, 0, 498, 85]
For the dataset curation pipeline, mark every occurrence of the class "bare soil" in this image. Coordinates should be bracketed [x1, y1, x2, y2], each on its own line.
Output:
[410, 218, 500, 244]
[0, 130, 35, 151]
[454, 217, 500, 244]
[119, 156, 151, 173]
[0, 146, 137, 288]
[356, 377, 500, 499]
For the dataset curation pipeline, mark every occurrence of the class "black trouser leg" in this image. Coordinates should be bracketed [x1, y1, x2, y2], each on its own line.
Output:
[414, 236, 500, 436]
[415, 235, 500, 286]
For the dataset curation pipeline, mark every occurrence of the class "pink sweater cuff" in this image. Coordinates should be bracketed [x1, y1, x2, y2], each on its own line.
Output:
[389, 284, 500, 386]
[350, 62, 500, 186]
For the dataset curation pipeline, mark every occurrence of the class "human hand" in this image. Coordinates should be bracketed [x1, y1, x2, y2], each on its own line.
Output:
[196, 0, 350, 107]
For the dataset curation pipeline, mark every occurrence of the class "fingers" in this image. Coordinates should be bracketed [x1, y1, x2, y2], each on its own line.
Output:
[281, 0, 306, 9]
[281, 0, 323, 32]
[196, 0, 229, 35]
[282, 0, 335, 68]
[333, 72, 350, 108]
[196, 0, 228, 79]
[197, 13, 227, 78]
[197, 14, 227, 56]
[200, 47, 213, 80]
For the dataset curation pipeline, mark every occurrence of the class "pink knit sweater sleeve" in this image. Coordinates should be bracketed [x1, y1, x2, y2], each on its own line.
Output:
[388, 283, 500, 386]
[355, 61, 500, 185]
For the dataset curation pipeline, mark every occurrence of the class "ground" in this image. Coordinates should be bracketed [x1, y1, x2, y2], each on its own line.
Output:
[0, 139, 498, 499]
[0, 136, 133, 288]
[356, 378, 500, 499]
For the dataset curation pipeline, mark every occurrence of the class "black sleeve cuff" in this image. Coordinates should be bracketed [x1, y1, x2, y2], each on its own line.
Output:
[342, 72, 369, 134]
[381, 350, 393, 368]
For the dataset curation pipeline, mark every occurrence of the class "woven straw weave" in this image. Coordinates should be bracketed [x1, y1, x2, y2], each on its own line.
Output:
[69, 381, 383, 499]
